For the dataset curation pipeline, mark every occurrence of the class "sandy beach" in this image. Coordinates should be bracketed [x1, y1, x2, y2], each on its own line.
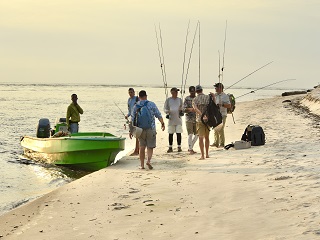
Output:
[1, 90, 320, 239]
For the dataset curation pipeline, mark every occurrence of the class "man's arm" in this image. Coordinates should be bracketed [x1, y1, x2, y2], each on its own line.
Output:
[164, 98, 170, 114]
[76, 105, 84, 114]
[66, 106, 71, 126]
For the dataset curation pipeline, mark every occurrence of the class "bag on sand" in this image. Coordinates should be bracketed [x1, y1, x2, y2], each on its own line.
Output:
[135, 101, 152, 130]
[241, 124, 265, 146]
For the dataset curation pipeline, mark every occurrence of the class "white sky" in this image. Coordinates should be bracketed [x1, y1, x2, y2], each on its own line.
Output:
[0, 0, 319, 89]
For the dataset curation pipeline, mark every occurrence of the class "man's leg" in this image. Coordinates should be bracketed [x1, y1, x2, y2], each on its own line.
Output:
[134, 138, 139, 154]
[139, 146, 146, 169]
[146, 147, 154, 169]
[70, 123, 79, 134]
[198, 136, 205, 159]
[205, 135, 210, 158]
[177, 133, 182, 152]
[167, 133, 173, 152]
[219, 116, 227, 147]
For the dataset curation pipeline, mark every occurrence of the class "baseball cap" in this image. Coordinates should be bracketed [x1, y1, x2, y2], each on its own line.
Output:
[214, 83, 224, 88]
[170, 87, 180, 92]
[195, 85, 203, 91]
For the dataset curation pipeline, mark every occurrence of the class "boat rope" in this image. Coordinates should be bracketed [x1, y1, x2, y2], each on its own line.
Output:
[181, 21, 199, 100]
[225, 61, 273, 90]
[154, 23, 168, 98]
[180, 20, 190, 96]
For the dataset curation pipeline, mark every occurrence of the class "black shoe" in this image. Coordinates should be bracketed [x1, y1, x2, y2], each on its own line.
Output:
[167, 147, 173, 153]
[177, 147, 182, 152]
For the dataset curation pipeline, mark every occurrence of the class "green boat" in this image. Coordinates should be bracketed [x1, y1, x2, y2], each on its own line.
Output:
[20, 118, 125, 171]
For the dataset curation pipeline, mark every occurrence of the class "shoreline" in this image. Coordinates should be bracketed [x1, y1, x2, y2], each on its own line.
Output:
[1, 92, 320, 239]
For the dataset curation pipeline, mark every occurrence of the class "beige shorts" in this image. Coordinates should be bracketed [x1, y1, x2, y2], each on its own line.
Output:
[167, 125, 183, 134]
[186, 121, 197, 135]
[138, 129, 157, 148]
[196, 122, 210, 137]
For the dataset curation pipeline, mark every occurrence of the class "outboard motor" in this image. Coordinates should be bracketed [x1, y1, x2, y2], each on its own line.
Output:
[37, 118, 51, 138]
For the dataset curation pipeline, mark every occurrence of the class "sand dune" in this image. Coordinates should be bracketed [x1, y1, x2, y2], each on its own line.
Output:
[1, 91, 320, 239]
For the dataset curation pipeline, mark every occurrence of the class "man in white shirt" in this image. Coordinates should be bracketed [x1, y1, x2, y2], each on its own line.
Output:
[211, 83, 231, 148]
[164, 87, 183, 153]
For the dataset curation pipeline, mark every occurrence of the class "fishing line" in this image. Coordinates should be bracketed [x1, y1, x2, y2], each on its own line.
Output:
[154, 23, 168, 98]
[235, 79, 296, 99]
[198, 21, 201, 85]
[114, 101, 130, 130]
[225, 61, 273, 90]
[182, 21, 200, 100]
[158, 23, 168, 99]
[221, 20, 228, 83]
[181, 20, 190, 95]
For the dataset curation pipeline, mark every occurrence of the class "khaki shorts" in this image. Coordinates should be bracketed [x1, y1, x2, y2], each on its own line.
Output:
[186, 121, 197, 135]
[139, 129, 157, 148]
[196, 122, 210, 137]
[167, 125, 183, 134]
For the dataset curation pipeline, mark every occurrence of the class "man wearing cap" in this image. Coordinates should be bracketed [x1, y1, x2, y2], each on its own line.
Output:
[131, 90, 165, 170]
[66, 93, 84, 133]
[183, 86, 198, 154]
[125, 87, 140, 156]
[192, 85, 210, 160]
[164, 87, 183, 153]
[211, 83, 231, 148]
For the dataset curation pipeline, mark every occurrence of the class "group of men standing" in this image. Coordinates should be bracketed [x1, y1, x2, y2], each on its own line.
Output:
[126, 83, 231, 167]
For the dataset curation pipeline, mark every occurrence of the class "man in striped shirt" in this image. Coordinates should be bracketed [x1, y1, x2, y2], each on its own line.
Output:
[192, 85, 210, 160]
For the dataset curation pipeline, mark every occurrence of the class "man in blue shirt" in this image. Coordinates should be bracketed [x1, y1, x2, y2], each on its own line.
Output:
[125, 88, 139, 156]
[131, 90, 165, 170]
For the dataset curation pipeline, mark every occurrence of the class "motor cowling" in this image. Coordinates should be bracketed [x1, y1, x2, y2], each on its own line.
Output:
[37, 118, 51, 138]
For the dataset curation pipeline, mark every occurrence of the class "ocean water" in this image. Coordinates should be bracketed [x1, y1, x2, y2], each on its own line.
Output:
[0, 83, 298, 215]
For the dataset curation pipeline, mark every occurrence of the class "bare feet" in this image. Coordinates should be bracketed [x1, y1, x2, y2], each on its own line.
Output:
[199, 156, 205, 160]
[130, 151, 139, 156]
[146, 162, 153, 170]
[206, 155, 210, 158]
[139, 167, 145, 170]
[188, 150, 196, 155]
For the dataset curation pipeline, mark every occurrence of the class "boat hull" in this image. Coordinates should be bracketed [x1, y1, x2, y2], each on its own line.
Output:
[21, 132, 125, 171]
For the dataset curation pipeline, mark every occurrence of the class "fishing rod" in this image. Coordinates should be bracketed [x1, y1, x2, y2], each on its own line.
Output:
[182, 21, 200, 99]
[235, 78, 296, 99]
[114, 102, 127, 119]
[225, 61, 273, 90]
[181, 20, 190, 95]
[154, 23, 168, 98]
[198, 21, 201, 85]
[221, 20, 228, 84]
